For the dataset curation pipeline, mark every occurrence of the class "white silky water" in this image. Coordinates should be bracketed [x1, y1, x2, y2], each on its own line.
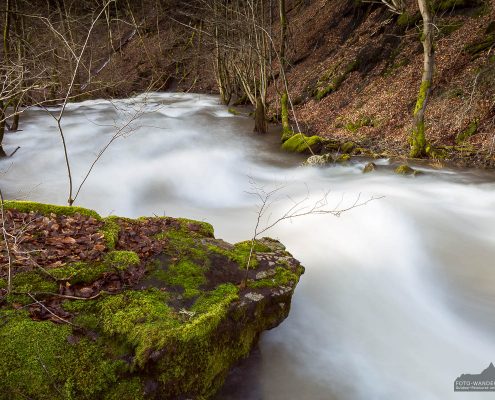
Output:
[2, 93, 495, 400]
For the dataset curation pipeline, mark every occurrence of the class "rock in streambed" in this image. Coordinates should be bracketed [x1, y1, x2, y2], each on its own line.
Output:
[0, 201, 303, 399]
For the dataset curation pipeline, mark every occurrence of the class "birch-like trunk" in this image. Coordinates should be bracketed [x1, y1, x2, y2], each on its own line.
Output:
[410, 0, 434, 158]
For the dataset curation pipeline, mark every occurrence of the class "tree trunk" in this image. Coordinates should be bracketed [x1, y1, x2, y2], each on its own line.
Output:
[11, 105, 20, 131]
[3, 0, 11, 59]
[410, 0, 434, 158]
[254, 97, 267, 133]
[0, 101, 6, 155]
[279, 0, 291, 138]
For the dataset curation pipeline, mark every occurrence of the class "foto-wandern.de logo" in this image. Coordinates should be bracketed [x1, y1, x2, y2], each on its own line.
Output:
[454, 363, 495, 392]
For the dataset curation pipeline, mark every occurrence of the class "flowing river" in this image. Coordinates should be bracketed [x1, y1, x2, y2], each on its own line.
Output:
[2, 93, 495, 400]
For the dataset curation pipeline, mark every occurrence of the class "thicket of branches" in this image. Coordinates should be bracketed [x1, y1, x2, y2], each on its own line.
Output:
[1, 0, 484, 159]
[0, 0, 183, 154]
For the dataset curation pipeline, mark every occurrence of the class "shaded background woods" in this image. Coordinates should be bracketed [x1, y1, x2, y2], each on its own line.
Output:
[1, 0, 494, 165]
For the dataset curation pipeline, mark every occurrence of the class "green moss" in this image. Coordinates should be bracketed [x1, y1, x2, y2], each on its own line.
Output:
[12, 271, 58, 294]
[410, 121, 427, 158]
[413, 80, 431, 116]
[62, 298, 98, 313]
[161, 260, 206, 298]
[49, 252, 139, 285]
[395, 164, 416, 175]
[74, 313, 101, 330]
[3, 201, 101, 219]
[397, 11, 421, 27]
[340, 141, 356, 153]
[282, 133, 323, 154]
[335, 153, 351, 163]
[0, 310, 123, 399]
[50, 261, 108, 285]
[176, 218, 215, 238]
[363, 162, 376, 173]
[281, 92, 291, 138]
[456, 120, 478, 143]
[104, 378, 144, 400]
[228, 107, 240, 115]
[101, 216, 120, 250]
[208, 240, 271, 270]
[99, 289, 180, 362]
[433, 0, 482, 11]
[410, 80, 430, 158]
[191, 283, 239, 314]
[248, 267, 300, 288]
[439, 21, 464, 36]
[281, 128, 296, 142]
[344, 116, 375, 133]
[159, 229, 209, 263]
[153, 291, 243, 394]
[0, 278, 6, 289]
[464, 34, 495, 56]
[104, 251, 140, 271]
[315, 61, 359, 100]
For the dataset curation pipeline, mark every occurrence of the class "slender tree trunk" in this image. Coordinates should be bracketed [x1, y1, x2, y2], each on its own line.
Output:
[2, 2, 11, 143]
[254, 97, 267, 133]
[3, 0, 11, 59]
[11, 0, 22, 132]
[11, 105, 19, 131]
[0, 101, 5, 155]
[279, 0, 291, 138]
[410, 0, 434, 158]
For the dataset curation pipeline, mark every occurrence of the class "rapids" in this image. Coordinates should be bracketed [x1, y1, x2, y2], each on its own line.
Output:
[2, 93, 495, 400]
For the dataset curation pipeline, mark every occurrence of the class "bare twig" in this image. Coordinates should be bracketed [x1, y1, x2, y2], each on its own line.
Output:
[0, 189, 12, 294]
[242, 178, 382, 282]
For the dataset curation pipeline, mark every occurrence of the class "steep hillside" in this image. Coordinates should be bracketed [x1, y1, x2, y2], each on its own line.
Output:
[267, 0, 495, 166]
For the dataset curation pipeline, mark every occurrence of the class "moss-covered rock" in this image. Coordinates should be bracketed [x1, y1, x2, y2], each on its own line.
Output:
[341, 141, 356, 153]
[0, 202, 303, 399]
[335, 153, 351, 163]
[363, 162, 376, 173]
[281, 133, 323, 154]
[394, 164, 423, 176]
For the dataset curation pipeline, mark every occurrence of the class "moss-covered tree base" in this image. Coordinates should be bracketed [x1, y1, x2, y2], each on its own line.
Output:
[0, 202, 304, 399]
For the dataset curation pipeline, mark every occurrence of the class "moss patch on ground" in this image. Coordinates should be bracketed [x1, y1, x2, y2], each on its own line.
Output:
[314, 60, 359, 100]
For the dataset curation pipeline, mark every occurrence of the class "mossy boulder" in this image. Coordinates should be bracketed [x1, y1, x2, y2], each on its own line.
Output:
[281, 133, 323, 154]
[335, 153, 351, 163]
[394, 164, 423, 176]
[363, 162, 376, 173]
[340, 141, 356, 154]
[0, 202, 304, 399]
